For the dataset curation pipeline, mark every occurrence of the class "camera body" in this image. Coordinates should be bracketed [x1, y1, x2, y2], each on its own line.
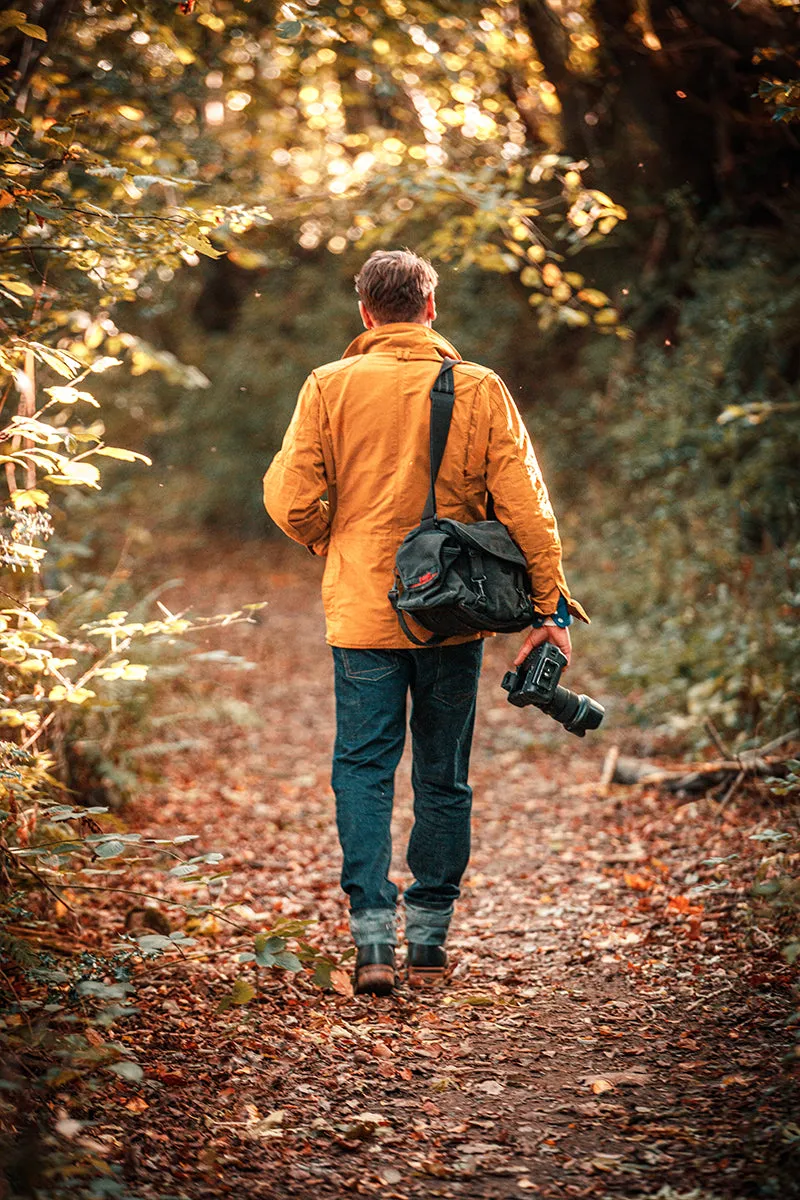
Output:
[501, 642, 605, 738]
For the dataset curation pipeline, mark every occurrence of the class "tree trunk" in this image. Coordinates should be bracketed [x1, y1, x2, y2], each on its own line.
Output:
[519, 0, 799, 214]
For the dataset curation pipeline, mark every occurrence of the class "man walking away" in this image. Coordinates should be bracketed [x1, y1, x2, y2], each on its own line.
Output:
[263, 250, 587, 996]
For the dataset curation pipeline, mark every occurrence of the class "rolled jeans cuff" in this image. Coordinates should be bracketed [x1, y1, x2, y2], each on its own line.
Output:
[404, 901, 453, 947]
[350, 906, 397, 947]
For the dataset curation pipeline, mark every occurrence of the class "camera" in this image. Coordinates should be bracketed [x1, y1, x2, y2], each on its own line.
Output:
[501, 642, 605, 738]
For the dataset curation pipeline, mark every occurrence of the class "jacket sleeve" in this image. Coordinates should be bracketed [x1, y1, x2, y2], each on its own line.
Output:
[484, 373, 589, 623]
[262, 373, 332, 556]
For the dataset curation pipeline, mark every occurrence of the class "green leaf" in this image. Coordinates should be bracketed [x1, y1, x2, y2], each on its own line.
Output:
[255, 933, 286, 955]
[749, 828, 792, 843]
[783, 942, 800, 966]
[217, 977, 256, 1012]
[95, 838, 126, 859]
[134, 933, 173, 953]
[231, 978, 255, 1004]
[271, 950, 302, 972]
[752, 879, 782, 897]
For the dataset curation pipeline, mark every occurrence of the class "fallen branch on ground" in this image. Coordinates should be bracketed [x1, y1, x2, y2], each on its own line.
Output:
[608, 729, 798, 794]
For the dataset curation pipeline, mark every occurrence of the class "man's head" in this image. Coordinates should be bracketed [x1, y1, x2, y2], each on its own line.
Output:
[355, 249, 438, 329]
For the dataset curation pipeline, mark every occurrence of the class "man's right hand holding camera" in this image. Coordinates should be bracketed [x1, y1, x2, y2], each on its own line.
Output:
[515, 620, 572, 670]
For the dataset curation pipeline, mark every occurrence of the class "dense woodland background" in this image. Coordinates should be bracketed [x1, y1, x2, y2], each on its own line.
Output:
[1, 1, 799, 1195]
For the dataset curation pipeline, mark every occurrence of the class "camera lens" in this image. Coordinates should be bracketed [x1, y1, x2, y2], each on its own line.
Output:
[543, 686, 605, 738]
[564, 694, 605, 737]
[542, 685, 580, 726]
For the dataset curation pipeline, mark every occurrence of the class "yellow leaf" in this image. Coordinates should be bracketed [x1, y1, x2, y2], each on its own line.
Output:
[46, 461, 101, 488]
[597, 216, 619, 235]
[88, 356, 122, 374]
[48, 685, 96, 705]
[542, 262, 562, 288]
[551, 281, 572, 302]
[0, 708, 28, 727]
[578, 288, 610, 307]
[230, 978, 256, 1005]
[519, 266, 541, 287]
[88, 226, 115, 246]
[93, 447, 152, 465]
[526, 245, 546, 263]
[2, 280, 34, 296]
[183, 236, 224, 260]
[11, 488, 49, 509]
[589, 189, 616, 208]
[19, 22, 47, 40]
[559, 308, 590, 327]
[33, 348, 77, 378]
[594, 308, 619, 325]
[0, 12, 27, 32]
[45, 385, 98, 407]
[564, 272, 584, 288]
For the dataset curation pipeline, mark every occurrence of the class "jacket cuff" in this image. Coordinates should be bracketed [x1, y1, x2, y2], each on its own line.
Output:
[533, 587, 590, 625]
[532, 594, 572, 628]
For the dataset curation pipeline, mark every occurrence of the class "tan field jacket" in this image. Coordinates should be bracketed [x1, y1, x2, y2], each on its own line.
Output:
[263, 323, 587, 648]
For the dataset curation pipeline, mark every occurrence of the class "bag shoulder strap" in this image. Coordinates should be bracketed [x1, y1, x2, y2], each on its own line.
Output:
[421, 358, 457, 523]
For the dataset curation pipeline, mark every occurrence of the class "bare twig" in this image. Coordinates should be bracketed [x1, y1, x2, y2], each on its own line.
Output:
[63, 885, 252, 933]
[705, 720, 732, 760]
[716, 769, 746, 819]
[11, 851, 77, 914]
[752, 728, 799, 757]
[598, 745, 619, 797]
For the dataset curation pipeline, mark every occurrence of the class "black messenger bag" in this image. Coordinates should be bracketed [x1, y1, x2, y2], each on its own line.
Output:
[388, 358, 536, 646]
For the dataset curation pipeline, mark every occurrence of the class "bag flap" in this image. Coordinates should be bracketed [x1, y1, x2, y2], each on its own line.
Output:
[394, 526, 452, 583]
[438, 519, 528, 569]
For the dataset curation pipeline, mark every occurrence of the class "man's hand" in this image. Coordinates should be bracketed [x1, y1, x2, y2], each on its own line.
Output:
[514, 623, 572, 669]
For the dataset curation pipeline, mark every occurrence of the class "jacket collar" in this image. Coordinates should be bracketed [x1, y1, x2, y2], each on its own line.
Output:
[342, 323, 462, 361]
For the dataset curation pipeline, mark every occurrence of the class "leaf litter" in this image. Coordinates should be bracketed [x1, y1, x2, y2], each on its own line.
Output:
[44, 545, 800, 1199]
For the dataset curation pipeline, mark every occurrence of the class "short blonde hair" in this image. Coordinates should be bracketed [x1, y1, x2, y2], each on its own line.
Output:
[354, 249, 438, 323]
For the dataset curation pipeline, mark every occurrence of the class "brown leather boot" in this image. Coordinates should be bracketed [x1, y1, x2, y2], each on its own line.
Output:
[354, 943, 396, 996]
[407, 943, 448, 988]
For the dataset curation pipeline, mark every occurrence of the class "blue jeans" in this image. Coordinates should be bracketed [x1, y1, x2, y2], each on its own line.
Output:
[331, 641, 483, 948]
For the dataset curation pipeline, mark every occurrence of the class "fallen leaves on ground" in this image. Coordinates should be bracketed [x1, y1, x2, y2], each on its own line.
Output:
[13, 544, 799, 1200]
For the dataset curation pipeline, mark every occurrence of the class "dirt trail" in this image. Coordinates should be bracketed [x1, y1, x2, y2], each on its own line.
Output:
[91, 547, 797, 1200]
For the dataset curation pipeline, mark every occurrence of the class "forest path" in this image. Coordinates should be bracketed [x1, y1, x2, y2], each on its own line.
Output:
[97, 546, 796, 1200]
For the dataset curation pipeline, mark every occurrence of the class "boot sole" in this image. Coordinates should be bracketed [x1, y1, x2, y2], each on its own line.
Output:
[354, 963, 395, 996]
[407, 966, 447, 988]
